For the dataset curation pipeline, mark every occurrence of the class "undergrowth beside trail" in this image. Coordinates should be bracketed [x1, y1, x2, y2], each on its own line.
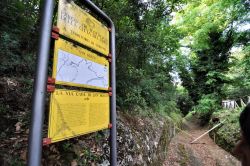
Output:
[209, 108, 241, 153]
[185, 107, 242, 155]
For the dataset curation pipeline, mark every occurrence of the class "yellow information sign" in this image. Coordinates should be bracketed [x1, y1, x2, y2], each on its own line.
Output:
[57, 0, 109, 55]
[48, 89, 110, 143]
[53, 38, 109, 90]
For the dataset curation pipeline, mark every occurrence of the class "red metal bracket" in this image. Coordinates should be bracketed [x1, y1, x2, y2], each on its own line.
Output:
[43, 138, 52, 146]
[47, 85, 55, 92]
[51, 32, 59, 40]
[52, 26, 59, 33]
[47, 77, 55, 84]
[108, 53, 112, 58]
[108, 123, 112, 129]
[51, 26, 59, 40]
[108, 58, 112, 63]
[109, 92, 112, 96]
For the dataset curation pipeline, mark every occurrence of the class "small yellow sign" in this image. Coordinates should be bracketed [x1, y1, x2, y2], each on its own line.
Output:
[53, 38, 109, 90]
[57, 0, 109, 55]
[48, 89, 110, 143]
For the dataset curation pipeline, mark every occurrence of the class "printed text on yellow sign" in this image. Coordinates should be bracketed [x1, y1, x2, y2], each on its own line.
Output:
[57, 0, 109, 55]
[48, 89, 110, 143]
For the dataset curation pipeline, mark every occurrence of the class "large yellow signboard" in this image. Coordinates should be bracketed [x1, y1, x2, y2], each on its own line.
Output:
[48, 89, 110, 143]
[53, 38, 109, 90]
[57, 0, 109, 55]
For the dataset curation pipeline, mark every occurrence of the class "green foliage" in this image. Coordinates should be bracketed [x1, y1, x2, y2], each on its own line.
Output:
[0, 101, 8, 114]
[10, 158, 25, 166]
[1, 0, 184, 114]
[156, 102, 183, 127]
[193, 94, 220, 125]
[169, 111, 183, 127]
[184, 110, 196, 122]
[0, 0, 40, 76]
[223, 45, 250, 98]
[176, 86, 194, 115]
[210, 108, 241, 152]
[76, 148, 101, 165]
[89, 0, 182, 111]
[174, 0, 249, 112]
[62, 142, 72, 152]
[175, 0, 245, 50]
[3, 0, 250, 164]
[157, 101, 180, 115]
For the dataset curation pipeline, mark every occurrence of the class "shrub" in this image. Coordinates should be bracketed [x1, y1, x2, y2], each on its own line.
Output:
[209, 108, 241, 152]
[193, 94, 220, 125]
[177, 93, 194, 116]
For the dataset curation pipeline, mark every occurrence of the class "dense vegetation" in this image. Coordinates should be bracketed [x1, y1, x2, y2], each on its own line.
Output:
[0, 0, 249, 165]
[175, 0, 249, 120]
[1, 0, 249, 114]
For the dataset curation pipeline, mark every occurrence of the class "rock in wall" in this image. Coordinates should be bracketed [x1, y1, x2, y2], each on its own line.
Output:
[113, 112, 175, 166]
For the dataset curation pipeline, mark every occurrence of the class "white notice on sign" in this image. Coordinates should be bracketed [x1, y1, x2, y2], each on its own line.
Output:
[56, 49, 109, 89]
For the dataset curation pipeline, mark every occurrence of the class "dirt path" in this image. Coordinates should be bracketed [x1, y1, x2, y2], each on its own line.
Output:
[164, 120, 240, 166]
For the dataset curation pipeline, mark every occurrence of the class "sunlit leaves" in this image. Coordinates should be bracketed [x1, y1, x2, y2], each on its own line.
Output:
[174, 0, 242, 50]
[173, 0, 249, 105]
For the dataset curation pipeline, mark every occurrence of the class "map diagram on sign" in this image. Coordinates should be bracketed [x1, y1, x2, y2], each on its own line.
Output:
[56, 49, 108, 89]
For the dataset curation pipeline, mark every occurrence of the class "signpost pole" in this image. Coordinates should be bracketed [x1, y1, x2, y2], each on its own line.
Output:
[27, 0, 54, 166]
[82, 1, 117, 165]
[110, 22, 117, 166]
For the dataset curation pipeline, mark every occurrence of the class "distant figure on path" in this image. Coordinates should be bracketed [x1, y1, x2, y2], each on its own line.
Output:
[233, 103, 250, 166]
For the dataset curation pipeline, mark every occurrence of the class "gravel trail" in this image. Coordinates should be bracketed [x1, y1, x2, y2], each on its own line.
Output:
[164, 120, 240, 166]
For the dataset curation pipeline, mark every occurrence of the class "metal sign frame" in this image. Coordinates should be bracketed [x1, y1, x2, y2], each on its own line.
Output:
[27, 0, 117, 165]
